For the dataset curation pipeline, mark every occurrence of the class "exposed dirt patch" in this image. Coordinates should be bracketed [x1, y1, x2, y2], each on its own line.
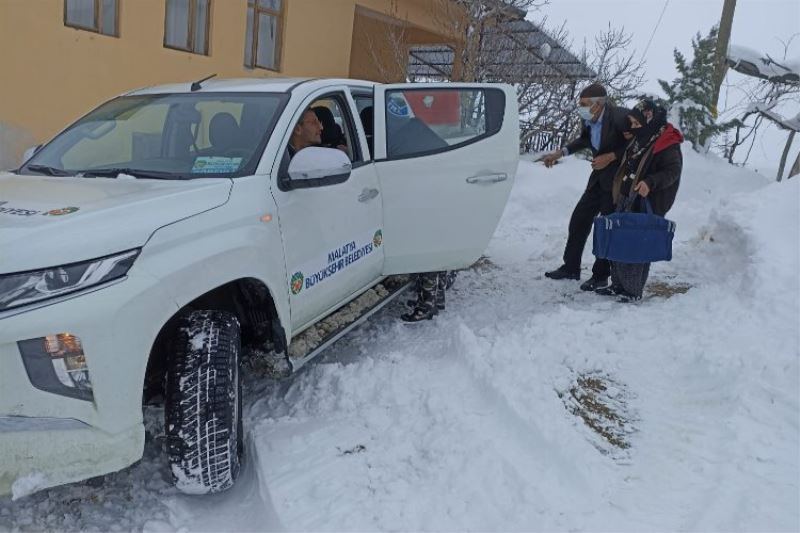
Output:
[647, 281, 692, 298]
[337, 444, 366, 456]
[559, 371, 637, 456]
[468, 255, 499, 272]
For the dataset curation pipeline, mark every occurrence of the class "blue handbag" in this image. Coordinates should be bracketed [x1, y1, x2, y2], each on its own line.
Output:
[592, 197, 676, 263]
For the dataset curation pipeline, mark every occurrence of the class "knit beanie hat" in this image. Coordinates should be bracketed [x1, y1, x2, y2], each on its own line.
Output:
[579, 83, 607, 98]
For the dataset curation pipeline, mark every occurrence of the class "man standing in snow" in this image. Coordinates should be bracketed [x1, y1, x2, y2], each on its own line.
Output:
[401, 271, 457, 323]
[541, 83, 630, 291]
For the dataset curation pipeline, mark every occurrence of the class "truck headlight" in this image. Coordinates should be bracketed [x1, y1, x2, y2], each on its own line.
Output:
[18, 333, 93, 401]
[0, 249, 139, 312]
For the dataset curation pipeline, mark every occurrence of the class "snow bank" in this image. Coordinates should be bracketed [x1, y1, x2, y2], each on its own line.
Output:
[10, 473, 47, 501]
[242, 153, 798, 531]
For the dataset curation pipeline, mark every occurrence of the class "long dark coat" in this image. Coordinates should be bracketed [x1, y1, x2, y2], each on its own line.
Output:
[612, 134, 683, 216]
[565, 103, 632, 191]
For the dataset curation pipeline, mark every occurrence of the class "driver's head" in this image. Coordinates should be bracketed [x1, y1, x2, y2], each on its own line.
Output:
[290, 109, 323, 150]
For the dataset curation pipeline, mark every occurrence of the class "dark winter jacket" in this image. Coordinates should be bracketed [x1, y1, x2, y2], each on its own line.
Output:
[613, 124, 684, 216]
[565, 102, 631, 191]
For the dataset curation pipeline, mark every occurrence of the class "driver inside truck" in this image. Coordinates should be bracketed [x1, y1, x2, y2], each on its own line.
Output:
[288, 108, 323, 159]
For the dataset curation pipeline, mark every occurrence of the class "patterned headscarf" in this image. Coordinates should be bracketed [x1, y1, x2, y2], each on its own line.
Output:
[625, 99, 668, 175]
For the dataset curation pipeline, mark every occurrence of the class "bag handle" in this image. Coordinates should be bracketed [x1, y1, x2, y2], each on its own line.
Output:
[620, 146, 655, 213]
[624, 190, 654, 214]
[641, 196, 653, 214]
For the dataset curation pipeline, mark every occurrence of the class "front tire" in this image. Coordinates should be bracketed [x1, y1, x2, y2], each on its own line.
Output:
[166, 310, 242, 494]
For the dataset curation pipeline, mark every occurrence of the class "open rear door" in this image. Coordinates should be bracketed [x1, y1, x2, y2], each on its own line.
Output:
[373, 83, 519, 274]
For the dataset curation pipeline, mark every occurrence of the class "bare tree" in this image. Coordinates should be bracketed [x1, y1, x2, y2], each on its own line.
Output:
[717, 35, 800, 174]
[517, 20, 645, 153]
[442, 0, 548, 83]
[718, 81, 799, 167]
[361, 0, 649, 153]
[514, 21, 580, 152]
[580, 25, 646, 103]
[356, 0, 411, 83]
[360, 0, 549, 84]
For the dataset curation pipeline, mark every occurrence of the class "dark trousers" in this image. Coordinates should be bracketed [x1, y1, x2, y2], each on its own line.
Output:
[611, 262, 651, 298]
[563, 182, 615, 278]
[413, 271, 445, 310]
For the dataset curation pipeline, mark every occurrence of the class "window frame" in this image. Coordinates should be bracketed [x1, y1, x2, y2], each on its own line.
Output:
[278, 91, 365, 191]
[311, 94, 364, 165]
[380, 87, 506, 163]
[163, 0, 212, 56]
[351, 91, 375, 163]
[64, 0, 119, 37]
[245, 0, 284, 72]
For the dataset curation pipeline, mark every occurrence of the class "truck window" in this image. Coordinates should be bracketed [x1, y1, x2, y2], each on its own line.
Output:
[20, 92, 287, 179]
[385, 88, 505, 160]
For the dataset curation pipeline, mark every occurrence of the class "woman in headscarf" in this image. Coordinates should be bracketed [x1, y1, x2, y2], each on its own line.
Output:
[596, 99, 684, 302]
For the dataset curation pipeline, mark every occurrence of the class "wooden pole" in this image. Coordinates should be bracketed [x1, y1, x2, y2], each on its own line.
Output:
[712, 0, 737, 109]
[776, 130, 796, 182]
[788, 151, 800, 179]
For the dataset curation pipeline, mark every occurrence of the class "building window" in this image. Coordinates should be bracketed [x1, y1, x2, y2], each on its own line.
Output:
[244, 0, 283, 71]
[164, 0, 211, 55]
[64, 0, 119, 37]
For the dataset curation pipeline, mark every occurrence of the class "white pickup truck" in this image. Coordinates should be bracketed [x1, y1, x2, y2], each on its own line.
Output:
[0, 77, 518, 497]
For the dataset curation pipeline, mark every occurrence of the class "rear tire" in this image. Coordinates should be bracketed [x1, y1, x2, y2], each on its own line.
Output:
[166, 310, 242, 494]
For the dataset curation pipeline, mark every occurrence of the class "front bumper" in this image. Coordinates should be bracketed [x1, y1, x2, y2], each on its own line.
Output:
[0, 266, 176, 497]
[0, 416, 142, 499]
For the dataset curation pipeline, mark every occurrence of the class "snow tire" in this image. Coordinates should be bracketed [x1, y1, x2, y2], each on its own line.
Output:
[166, 310, 242, 494]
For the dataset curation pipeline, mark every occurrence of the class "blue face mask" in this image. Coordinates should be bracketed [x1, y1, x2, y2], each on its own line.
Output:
[577, 105, 594, 121]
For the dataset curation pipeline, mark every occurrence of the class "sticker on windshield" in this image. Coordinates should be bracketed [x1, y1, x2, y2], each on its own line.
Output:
[191, 156, 243, 174]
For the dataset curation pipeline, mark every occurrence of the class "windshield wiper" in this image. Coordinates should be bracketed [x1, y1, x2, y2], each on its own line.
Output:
[77, 168, 181, 180]
[26, 164, 71, 176]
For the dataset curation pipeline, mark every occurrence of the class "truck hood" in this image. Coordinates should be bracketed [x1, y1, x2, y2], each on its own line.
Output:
[0, 173, 232, 274]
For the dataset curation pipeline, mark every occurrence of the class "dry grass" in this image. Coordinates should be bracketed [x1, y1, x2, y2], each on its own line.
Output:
[560, 372, 637, 454]
[468, 255, 499, 272]
[647, 281, 692, 298]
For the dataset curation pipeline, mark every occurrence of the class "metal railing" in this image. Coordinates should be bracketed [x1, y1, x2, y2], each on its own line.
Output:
[521, 130, 566, 154]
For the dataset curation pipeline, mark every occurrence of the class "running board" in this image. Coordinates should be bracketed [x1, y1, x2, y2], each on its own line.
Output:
[288, 276, 412, 374]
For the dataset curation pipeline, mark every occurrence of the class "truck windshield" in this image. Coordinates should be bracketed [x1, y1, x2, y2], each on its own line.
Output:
[18, 92, 287, 179]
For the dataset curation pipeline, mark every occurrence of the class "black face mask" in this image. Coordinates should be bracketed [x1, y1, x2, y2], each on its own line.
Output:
[632, 125, 654, 144]
[628, 100, 668, 147]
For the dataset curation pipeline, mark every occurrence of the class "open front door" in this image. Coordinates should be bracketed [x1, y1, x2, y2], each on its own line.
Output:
[373, 83, 519, 274]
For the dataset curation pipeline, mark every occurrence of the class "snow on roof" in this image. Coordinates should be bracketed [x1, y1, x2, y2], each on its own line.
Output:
[727, 44, 800, 84]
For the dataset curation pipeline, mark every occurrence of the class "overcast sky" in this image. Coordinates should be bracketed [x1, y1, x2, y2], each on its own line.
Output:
[531, 0, 800, 173]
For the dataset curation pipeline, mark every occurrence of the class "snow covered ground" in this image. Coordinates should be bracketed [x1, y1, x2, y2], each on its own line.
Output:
[2, 150, 798, 532]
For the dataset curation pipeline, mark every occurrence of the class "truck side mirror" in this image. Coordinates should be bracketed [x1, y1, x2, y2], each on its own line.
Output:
[22, 144, 42, 164]
[286, 146, 351, 189]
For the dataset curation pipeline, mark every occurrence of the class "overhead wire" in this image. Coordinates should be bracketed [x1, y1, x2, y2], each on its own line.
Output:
[641, 0, 671, 62]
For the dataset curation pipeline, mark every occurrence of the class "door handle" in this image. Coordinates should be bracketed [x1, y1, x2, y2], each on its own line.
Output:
[466, 173, 508, 185]
[358, 188, 380, 202]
